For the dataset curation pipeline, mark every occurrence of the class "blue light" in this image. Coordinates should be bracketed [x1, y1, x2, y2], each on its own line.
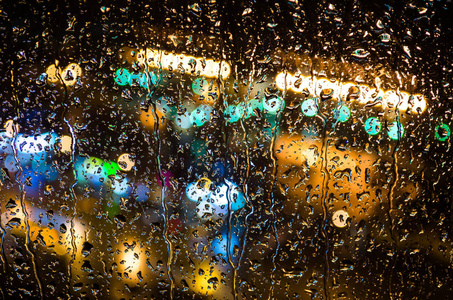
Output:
[210, 231, 240, 258]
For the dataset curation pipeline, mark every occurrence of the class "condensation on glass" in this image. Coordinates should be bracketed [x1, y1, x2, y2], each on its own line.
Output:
[0, 1, 451, 299]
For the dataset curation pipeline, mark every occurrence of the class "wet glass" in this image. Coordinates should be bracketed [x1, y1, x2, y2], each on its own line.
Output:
[0, 1, 452, 299]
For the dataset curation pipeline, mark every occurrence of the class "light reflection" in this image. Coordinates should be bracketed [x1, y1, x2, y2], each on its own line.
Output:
[275, 72, 427, 113]
[137, 48, 231, 79]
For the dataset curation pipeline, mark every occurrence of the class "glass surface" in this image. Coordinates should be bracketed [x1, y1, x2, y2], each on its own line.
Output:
[0, 1, 452, 299]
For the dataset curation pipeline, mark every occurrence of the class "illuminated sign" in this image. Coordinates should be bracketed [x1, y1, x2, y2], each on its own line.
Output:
[136, 48, 231, 79]
[275, 72, 427, 113]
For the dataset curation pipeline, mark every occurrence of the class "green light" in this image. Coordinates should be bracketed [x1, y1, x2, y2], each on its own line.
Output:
[435, 123, 451, 142]
[263, 96, 285, 114]
[190, 104, 212, 127]
[301, 98, 318, 117]
[364, 117, 381, 136]
[225, 104, 244, 123]
[387, 121, 404, 140]
[114, 68, 130, 86]
[335, 105, 350, 123]
[104, 161, 121, 177]
[244, 99, 263, 119]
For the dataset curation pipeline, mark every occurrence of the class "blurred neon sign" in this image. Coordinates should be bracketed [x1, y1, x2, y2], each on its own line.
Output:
[136, 48, 231, 79]
[275, 72, 427, 113]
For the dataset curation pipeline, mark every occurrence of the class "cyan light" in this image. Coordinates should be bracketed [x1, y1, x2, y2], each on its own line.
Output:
[364, 117, 381, 136]
[301, 98, 318, 117]
[114, 68, 130, 86]
[128, 72, 142, 87]
[335, 105, 350, 123]
[244, 99, 263, 119]
[263, 96, 285, 114]
[192, 78, 208, 95]
[225, 104, 244, 123]
[139, 72, 158, 88]
[190, 104, 212, 127]
[387, 121, 404, 140]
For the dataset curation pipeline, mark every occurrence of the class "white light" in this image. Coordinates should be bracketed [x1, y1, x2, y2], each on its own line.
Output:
[275, 73, 427, 114]
[186, 178, 212, 202]
[332, 210, 349, 228]
[4, 120, 19, 138]
[60, 135, 73, 154]
[137, 48, 231, 79]
[15, 132, 57, 154]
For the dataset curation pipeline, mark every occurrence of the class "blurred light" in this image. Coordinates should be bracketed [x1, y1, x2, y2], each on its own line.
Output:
[211, 179, 246, 211]
[117, 153, 135, 172]
[190, 104, 212, 127]
[0, 132, 13, 154]
[263, 96, 285, 114]
[61, 63, 82, 86]
[110, 175, 130, 196]
[275, 72, 427, 113]
[46, 64, 60, 83]
[174, 110, 192, 129]
[133, 183, 150, 203]
[186, 178, 212, 202]
[4, 120, 19, 138]
[3, 155, 18, 172]
[244, 99, 263, 119]
[435, 123, 450, 142]
[224, 104, 245, 123]
[137, 48, 231, 78]
[192, 78, 209, 95]
[387, 121, 405, 140]
[335, 105, 350, 123]
[210, 231, 240, 258]
[301, 98, 318, 117]
[332, 210, 349, 228]
[364, 117, 381, 136]
[14, 132, 57, 154]
[59, 135, 73, 154]
[114, 68, 130, 86]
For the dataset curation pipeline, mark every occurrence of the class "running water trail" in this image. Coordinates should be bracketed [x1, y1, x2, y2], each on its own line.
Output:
[269, 72, 285, 300]
[0, 206, 7, 298]
[64, 118, 79, 295]
[314, 82, 331, 300]
[11, 127, 44, 300]
[150, 50, 174, 300]
[387, 102, 403, 300]
[235, 55, 257, 300]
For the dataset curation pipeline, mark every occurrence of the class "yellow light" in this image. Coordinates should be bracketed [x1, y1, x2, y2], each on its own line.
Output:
[137, 48, 231, 79]
[61, 63, 82, 86]
[117, 153, 135, 172]
[275, 72, 427, 113]
[46, 64, 60, 83]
